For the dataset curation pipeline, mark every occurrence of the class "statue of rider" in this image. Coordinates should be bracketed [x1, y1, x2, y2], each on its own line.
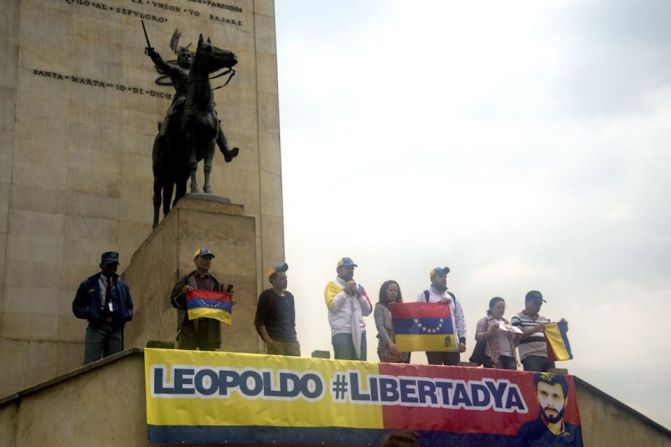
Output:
[145, 45, 239, 163]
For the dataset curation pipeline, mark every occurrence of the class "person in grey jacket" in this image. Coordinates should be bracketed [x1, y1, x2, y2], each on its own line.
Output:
[374, 280, 410, 363]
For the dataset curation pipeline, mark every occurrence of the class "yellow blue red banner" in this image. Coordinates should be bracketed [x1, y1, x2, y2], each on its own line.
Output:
[144, 349, 583, 446]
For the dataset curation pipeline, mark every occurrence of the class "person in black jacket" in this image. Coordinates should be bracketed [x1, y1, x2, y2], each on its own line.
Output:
[72, 251, 134, 364]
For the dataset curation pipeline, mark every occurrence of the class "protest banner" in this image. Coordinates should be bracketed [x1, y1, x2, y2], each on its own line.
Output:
[145, 349, 583, 446]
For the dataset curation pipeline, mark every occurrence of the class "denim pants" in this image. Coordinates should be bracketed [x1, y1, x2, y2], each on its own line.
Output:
[332, 333, 367, 360]
[426, 351, 460, 365]
[521, 355, 555, 372]
[84, 322, 123, 364]
[495, 355, 517, 370]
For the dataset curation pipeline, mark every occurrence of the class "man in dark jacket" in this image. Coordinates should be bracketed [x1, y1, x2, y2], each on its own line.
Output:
[170, 247, 233, 350]
[72, 251, 134, 364]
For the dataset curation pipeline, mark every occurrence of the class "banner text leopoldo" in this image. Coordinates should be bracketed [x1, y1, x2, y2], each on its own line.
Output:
[151, 365, 528, 413]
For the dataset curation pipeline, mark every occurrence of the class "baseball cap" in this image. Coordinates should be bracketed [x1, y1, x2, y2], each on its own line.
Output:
[193, 247, 215, 259]
[429, 266, 450, 280]
[100, 251, 119, 266]
[266, 262, 289, 281]
[337, 257, 358, 268]
[525, 290, 547, 303]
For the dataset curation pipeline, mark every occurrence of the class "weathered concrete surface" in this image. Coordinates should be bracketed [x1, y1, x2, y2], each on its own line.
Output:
[0, 350, 146, 447]
[575, 378, 671, 447]
[0, 0, 284, 397]
[0, 354, 669, 447]
[123, 196, 259, 353]
[0, 399, 17, 447]
[0, 0, 21, 404]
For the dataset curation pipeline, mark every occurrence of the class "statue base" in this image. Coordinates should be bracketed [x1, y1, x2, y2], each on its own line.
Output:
[123, 195, 259, 353]
[184, 192, 231, 204]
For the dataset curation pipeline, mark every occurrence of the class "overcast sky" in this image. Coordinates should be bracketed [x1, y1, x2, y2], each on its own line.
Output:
[274, 0, 671, 428]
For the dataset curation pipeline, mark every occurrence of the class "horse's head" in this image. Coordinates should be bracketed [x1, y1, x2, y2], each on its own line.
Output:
[193, 34, 238, 74]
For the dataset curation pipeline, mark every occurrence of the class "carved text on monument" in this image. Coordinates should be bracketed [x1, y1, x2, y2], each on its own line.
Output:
[32, 69, 173, 99]
[65, 0, 244, 28]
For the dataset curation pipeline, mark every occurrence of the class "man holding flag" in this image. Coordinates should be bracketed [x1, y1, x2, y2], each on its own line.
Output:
[170, 248, 234, 351]
[416, 266, 467, 365]
[511, 290, 571, 372]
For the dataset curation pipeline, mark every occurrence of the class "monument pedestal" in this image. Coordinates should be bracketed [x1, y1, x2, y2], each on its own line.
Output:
[123, 196, 259, 354]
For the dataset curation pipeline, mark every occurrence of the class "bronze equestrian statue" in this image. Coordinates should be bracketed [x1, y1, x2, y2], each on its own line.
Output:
[146, 30, 239, 228]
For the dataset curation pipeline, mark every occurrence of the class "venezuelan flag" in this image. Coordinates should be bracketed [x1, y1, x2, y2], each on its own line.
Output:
[186, 289, 232, 324]
[545, 321, 573, 361]
[391, 302, 457, 352]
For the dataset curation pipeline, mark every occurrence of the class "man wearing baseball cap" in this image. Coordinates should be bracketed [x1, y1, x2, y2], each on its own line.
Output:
[170, 247, 233, 350]
[417, 266, 467, 365]
[72, 251, 134, 364]
[511, 290, 568, 372]
[254, 262, 300, 356]
[324, 257, 372, 360]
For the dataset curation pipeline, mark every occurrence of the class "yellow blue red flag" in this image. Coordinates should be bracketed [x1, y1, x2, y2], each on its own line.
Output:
[186, 289, 232, 324]
[546, 321, 573, 361]
[390, 302, 457, 352]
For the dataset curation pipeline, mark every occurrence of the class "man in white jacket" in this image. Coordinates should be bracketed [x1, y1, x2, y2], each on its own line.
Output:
[324, 257, 372, 360]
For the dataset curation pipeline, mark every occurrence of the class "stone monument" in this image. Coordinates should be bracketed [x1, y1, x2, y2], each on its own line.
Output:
[0, 0, 283, 398]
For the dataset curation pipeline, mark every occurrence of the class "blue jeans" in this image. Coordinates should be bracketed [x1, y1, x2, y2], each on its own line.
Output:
[494, 355, 517, 370]
[84, 322, 123, 364]
[332, 333, 367, 360]
[522, 355, 555, 372]
[426, 351, 460, 365]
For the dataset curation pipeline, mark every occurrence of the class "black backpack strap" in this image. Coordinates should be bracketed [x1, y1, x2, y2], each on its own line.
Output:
[423, 290, 430, 302]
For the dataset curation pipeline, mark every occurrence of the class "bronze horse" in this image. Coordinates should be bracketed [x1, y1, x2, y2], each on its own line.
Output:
[152, 35, 238, 228]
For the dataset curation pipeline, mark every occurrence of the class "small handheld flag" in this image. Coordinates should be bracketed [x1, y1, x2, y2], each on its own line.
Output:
[391, 302, 457, 352]
[545, 321, 573, 361]
[186, 289, 232, 324]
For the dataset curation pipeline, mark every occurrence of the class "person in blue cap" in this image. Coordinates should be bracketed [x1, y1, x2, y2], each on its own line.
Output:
[324, 257, 372, 360]
[254, 262, 300, 356]
[72, 251, 134, 364]
[170, 247, 234, 350]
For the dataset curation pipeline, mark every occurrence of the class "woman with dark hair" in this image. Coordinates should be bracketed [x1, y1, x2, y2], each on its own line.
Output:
[374, 280, 410, 363]
[474, 297, 519, 370]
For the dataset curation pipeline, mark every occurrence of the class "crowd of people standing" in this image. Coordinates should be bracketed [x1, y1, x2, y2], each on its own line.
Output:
[322, 257, 568, 373]
[73, 249, 568, 374]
